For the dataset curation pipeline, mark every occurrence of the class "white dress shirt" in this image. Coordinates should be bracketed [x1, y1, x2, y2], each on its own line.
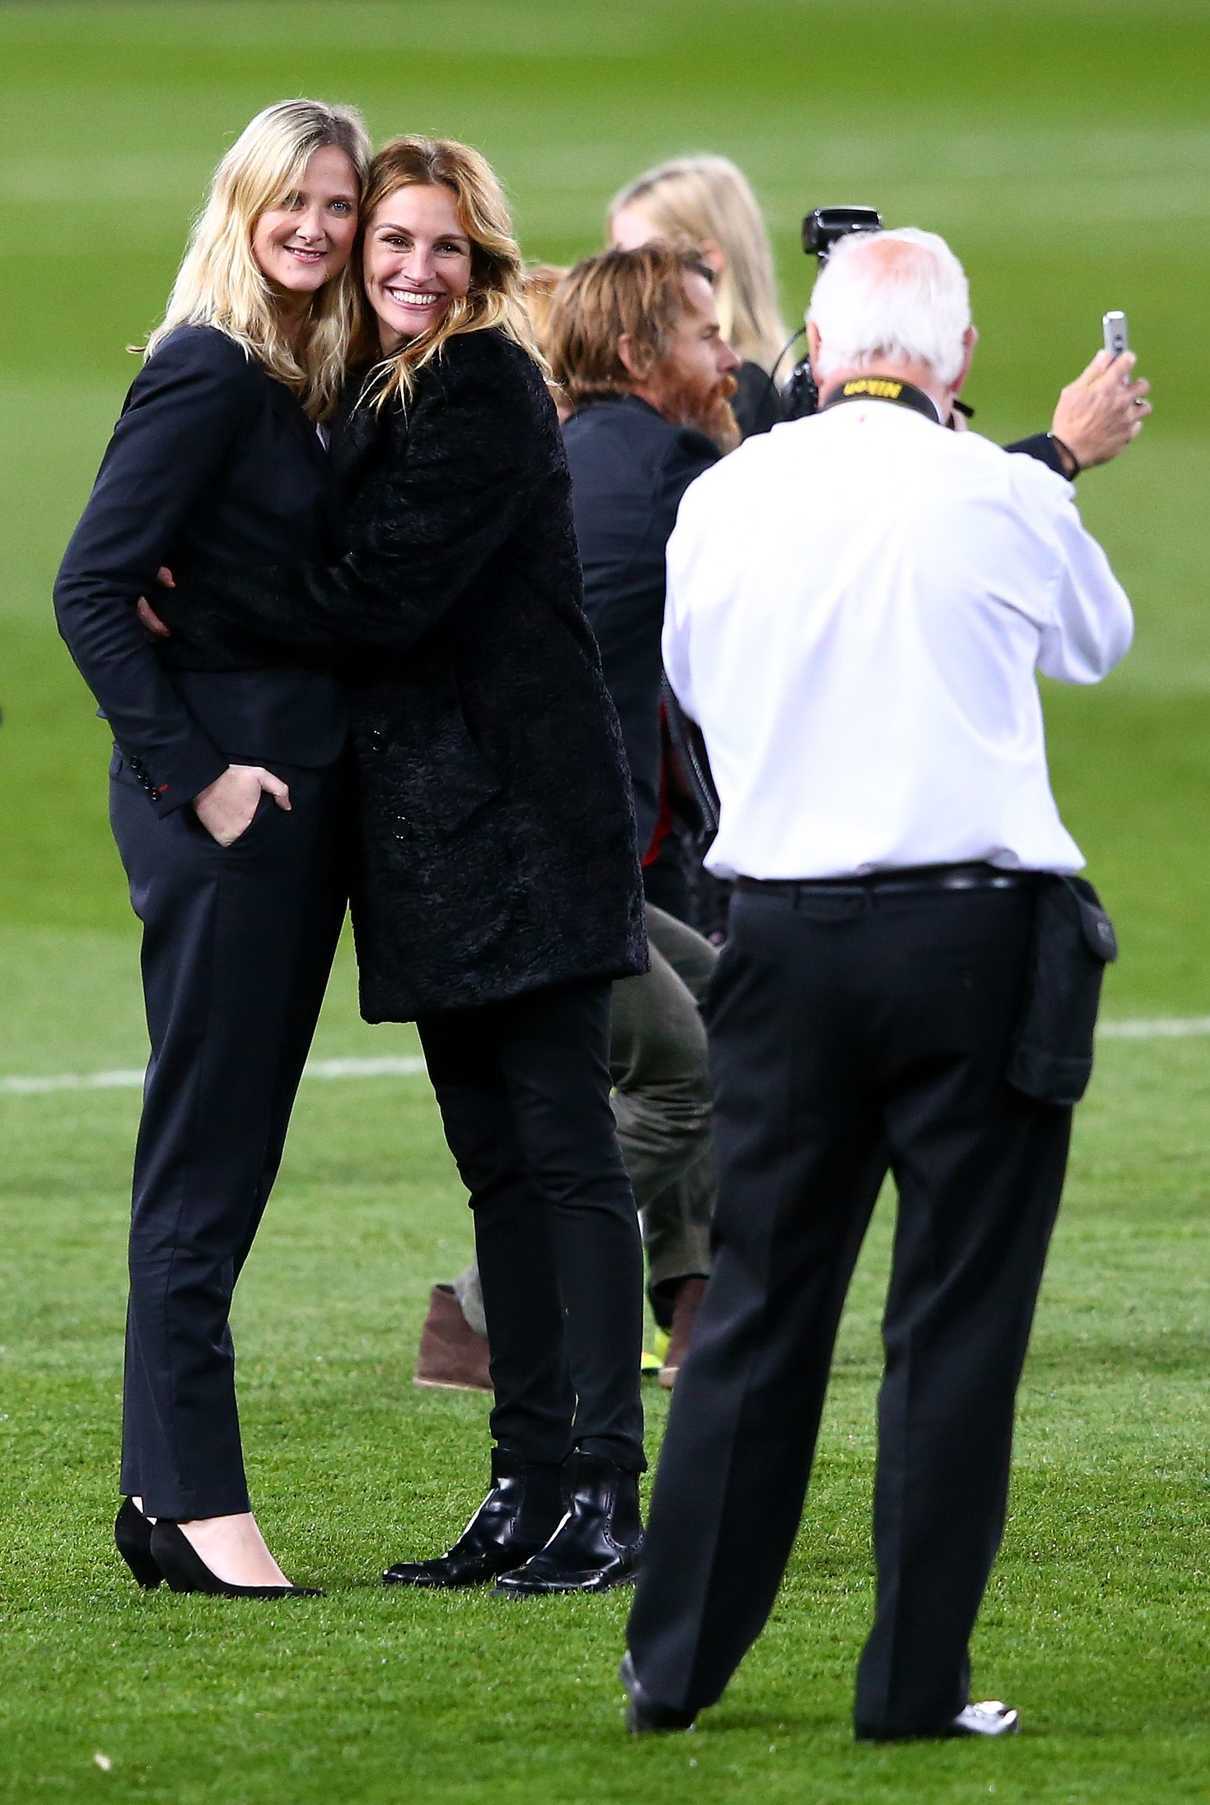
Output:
[662, 398, 1133, 879]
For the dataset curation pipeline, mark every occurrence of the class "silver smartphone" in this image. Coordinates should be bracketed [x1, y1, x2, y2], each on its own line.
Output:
[1103, 310, 1130, 359]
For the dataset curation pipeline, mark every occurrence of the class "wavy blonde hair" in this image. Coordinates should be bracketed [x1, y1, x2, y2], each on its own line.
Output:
[359, 136, 542, 410]
[607, 154, 789, 376]
[145, 99, 371, 418]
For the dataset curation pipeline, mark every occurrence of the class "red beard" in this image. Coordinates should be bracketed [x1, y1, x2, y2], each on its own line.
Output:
[655, 367, 741, 454]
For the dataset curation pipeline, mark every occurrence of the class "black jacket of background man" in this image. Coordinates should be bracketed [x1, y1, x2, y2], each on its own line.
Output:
[53, 325, 347, 811]
[151, 329, 649, 1023]
[563, 395, 720, 857]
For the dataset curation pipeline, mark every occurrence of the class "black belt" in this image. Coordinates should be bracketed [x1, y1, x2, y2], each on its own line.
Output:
[736, 863, 1033, 899]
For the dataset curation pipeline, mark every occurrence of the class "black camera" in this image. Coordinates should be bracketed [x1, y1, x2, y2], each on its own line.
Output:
[783, 206, 882, 420]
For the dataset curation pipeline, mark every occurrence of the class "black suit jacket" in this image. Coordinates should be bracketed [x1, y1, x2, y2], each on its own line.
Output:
[561, 396, 720, 856]
[54, 324, 346, 814]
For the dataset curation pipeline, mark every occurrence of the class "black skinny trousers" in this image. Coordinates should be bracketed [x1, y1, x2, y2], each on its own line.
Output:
[628, 882, 1071, 1733]
[110, 752, 346, 1518]
[418, 980, 646, 1472]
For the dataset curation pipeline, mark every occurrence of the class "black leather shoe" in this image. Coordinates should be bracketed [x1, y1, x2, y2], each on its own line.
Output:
[619, 1651, 697, 1734]
[383, 1449, 565, 1589]
[149, 1521, 322, 1598]
[114, 1497, 162, 1590]
[494, 1451, 643, 1596]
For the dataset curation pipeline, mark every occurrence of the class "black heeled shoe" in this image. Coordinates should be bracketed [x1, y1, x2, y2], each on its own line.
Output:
[148, 1521, 323, 1599]
[383, 1449, 566, 1589]
[114, 1496, 162, 1590]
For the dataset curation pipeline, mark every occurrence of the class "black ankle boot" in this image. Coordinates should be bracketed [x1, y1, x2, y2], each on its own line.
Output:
[494, 1450, 643, 1596]
[383, 1449, 566, 1589]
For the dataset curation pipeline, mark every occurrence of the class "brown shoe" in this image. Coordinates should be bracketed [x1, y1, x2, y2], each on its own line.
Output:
[414, 1284, 493, 1393]
[658, 1276, 707, 1389]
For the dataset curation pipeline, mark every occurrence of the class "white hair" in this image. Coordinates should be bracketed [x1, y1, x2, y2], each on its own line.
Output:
[807, 227, 971, 386]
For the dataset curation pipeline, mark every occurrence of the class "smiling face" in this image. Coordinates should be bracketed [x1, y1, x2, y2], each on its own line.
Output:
[250, 144, 360, 306]
[363, 182, 474, 352]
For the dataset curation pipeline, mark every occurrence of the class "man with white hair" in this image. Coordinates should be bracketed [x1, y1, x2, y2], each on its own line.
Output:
[618, 228, 1137, 1740]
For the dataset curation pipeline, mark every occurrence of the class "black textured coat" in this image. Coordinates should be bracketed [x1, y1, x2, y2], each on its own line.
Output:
[169, 329, 648, 1022]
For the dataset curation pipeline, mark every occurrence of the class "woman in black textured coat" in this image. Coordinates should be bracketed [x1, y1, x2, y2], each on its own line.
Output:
[161, 137, 651, 1595]
[307, 324, 646, 1027]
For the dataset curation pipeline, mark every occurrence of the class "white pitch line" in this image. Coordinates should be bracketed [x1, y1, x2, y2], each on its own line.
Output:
[0, 1055, 428, 1097]
[306, 1056, 428, 1079]
[0, 1023, 1206, 1099]
[1097, 1017, 1210, 1040]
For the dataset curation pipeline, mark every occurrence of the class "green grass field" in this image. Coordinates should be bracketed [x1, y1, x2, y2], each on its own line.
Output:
[2, 3, 1207, 1801]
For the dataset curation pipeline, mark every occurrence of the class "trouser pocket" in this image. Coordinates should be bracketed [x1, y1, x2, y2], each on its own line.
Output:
[1006, 875, 1117, 1105]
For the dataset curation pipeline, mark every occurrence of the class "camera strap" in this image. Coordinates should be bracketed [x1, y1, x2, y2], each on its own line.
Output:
[821, 377, 940, 423]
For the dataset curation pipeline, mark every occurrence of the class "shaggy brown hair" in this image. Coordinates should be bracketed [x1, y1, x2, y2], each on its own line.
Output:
[544, 244, 713, 408]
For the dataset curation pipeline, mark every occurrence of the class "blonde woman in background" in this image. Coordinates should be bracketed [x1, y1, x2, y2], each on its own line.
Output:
[608, 153, 789, 438]
[55, 99, 370, 1598]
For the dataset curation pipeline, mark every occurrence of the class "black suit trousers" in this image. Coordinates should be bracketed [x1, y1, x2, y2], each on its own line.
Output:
[417, 980, 645, 1471]
[110, 751, 347, 1517]
[627, 882, 1071, 1733]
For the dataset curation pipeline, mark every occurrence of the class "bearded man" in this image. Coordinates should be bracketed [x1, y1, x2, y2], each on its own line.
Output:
[550, 245, 740, 866]
[538, 246, 740, 1358]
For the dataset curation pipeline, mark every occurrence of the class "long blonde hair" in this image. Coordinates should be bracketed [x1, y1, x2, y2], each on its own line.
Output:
[607, 154, 789, 376]
[146, 99, 371, 418]
[359, 136, 542, 410]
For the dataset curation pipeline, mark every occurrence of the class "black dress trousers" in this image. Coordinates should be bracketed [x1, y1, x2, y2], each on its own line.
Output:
[417, 979, 646, 1472]
[110, 751, 347, 1518]
[627, 880, 1072, 1734]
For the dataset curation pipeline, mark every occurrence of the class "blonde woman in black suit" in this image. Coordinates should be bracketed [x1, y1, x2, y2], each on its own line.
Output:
[54, 99, 369, 1598]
